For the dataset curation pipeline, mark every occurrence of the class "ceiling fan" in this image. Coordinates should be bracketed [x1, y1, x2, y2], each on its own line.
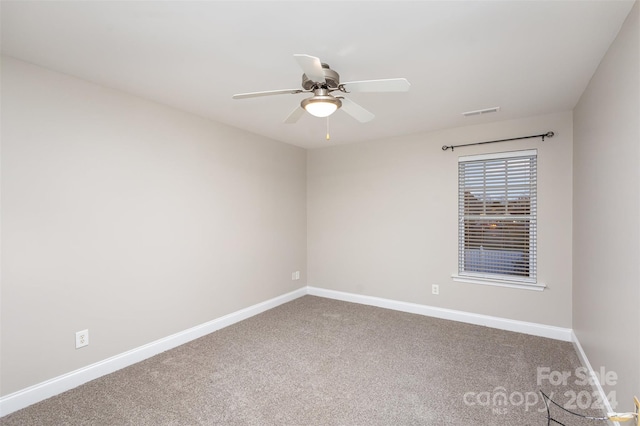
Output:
[232, 54, 410, 123]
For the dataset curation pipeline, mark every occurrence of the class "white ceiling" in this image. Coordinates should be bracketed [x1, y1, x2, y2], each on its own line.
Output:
[1, 1, 634, 149]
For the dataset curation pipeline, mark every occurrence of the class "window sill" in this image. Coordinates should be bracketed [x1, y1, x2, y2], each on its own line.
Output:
[451, 274, 546, 291]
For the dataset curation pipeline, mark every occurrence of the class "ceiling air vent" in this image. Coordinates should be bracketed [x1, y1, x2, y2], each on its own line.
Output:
[462, 107, 500, 117]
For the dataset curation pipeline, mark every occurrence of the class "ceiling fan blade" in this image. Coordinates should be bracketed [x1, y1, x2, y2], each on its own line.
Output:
[232, 88, 303, 99]
[294, 54, 326, 84]
[341, 78, 410, 93]
[284, 106, 305, 124]
[340, 97, 375, 123]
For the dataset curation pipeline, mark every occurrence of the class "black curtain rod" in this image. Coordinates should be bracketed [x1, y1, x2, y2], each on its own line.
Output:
[441, 131, 554, 152]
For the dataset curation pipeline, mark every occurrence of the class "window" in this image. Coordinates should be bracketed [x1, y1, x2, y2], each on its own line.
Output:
[457, 150, 538, 287]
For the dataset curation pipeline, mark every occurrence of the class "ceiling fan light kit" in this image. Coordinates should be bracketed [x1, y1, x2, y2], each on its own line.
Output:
[301, 89, 342, 118]
[233, 54, 410, 126]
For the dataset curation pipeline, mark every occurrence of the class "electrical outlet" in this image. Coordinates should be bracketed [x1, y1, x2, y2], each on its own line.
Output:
[295, 271, 300, 280]
[432, 284, 440, 295]
[75, 329, 89, 349]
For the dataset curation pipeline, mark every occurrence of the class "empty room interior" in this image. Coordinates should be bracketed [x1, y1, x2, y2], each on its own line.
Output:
[1, 1, 639, 425]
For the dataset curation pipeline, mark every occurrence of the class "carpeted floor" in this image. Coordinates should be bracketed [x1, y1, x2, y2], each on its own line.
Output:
[1, 296, 609, 425]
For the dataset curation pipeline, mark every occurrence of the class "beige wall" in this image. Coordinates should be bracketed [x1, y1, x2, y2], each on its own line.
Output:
[308, 111, 573, 327]
[573, 1, 639, 408]
[0, 57, 307, 396]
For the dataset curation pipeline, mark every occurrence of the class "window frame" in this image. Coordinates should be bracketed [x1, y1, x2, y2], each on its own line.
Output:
[453, 149, 545, 291]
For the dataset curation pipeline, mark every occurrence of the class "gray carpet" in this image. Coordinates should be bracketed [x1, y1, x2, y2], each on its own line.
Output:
[1, 296, 608, 425]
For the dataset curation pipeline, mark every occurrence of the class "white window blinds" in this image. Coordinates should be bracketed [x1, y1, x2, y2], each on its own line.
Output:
[458, 150, 537, 283]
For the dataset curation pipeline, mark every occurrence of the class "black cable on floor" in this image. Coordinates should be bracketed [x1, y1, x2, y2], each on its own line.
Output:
[540, 390, 609, 425]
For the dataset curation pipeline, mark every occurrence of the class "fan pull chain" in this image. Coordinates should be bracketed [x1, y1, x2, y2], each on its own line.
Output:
[326, 117, 331, 141]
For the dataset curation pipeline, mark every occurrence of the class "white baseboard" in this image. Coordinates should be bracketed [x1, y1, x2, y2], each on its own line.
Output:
[0, 286, 307, 417]
[307, 286, 573, 342]
[571, 331, 619, 426]
[1, 285, 576, 417]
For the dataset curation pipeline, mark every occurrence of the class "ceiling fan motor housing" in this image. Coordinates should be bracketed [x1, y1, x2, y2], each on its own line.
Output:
[302, 63, 340, 90]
